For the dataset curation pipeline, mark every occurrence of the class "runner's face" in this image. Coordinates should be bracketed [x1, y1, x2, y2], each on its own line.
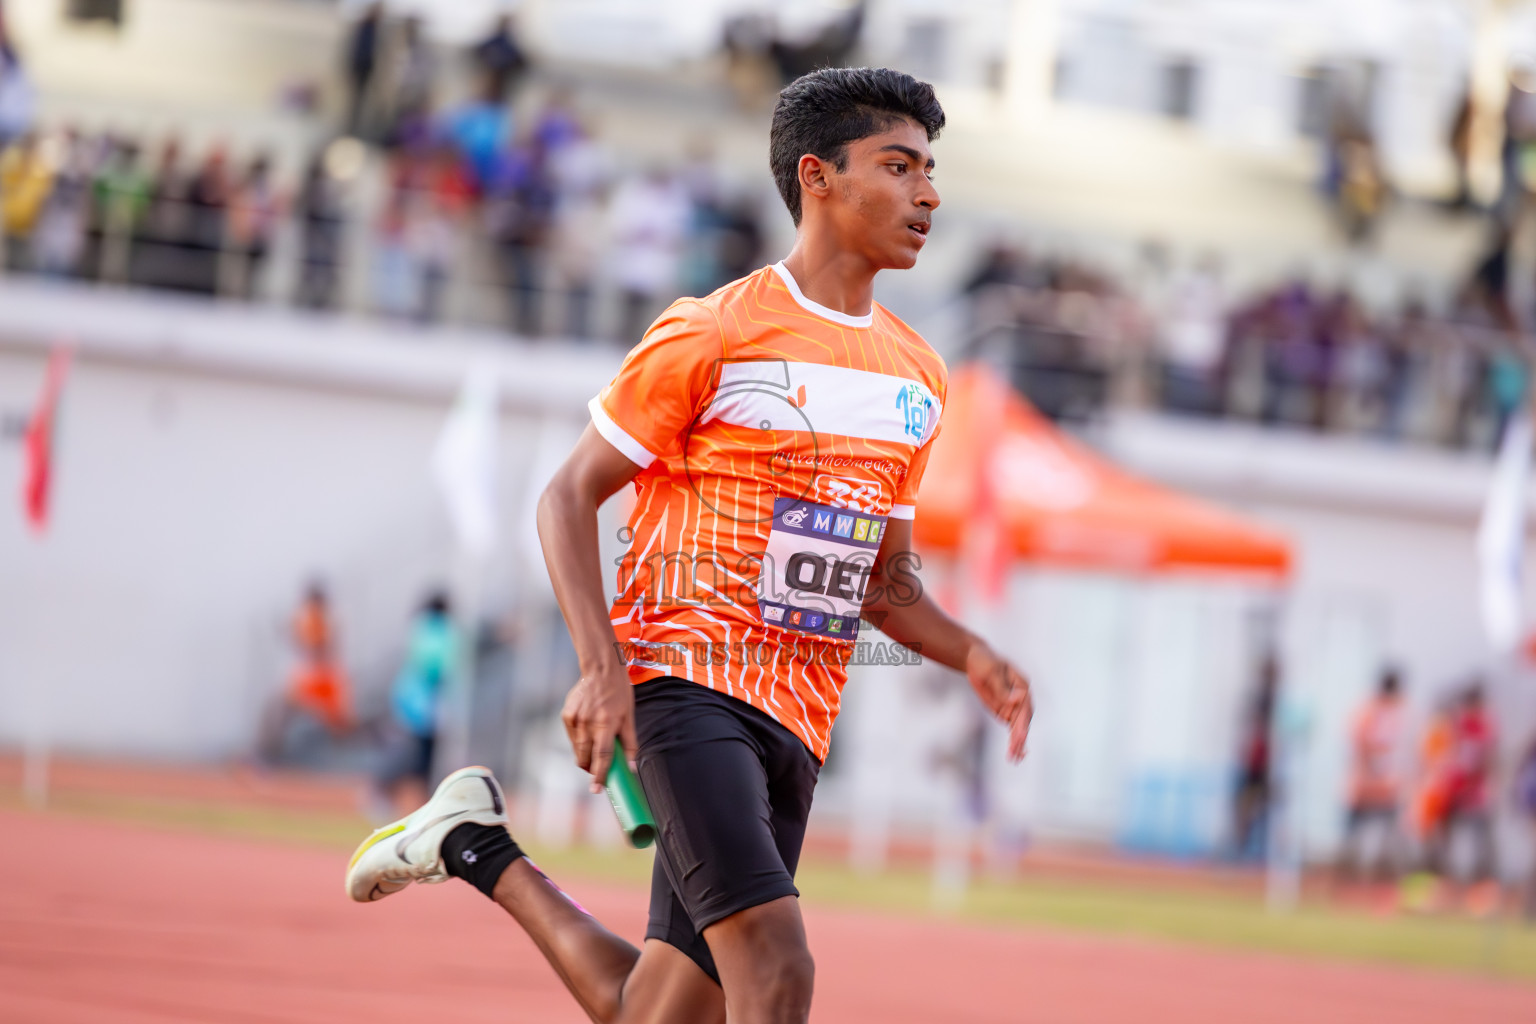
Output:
[827, 118, 939, 269]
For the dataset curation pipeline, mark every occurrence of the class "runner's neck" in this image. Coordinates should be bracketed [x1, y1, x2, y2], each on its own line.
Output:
[776, 249, 876, 326]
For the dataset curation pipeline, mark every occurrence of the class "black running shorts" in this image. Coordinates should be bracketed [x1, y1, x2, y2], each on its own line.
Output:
[633, 676, 821, 984]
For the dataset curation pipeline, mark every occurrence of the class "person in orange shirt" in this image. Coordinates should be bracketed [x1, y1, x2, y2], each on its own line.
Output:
[1336, 669, 1406, 885]
[1400, 692, 1458, 911]
[1411, 701, 1456, 846]
[346, 67, 1034, 1023]
[258, 581, 351, 762]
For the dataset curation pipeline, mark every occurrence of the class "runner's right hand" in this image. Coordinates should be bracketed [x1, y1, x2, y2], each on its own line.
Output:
[561, 666, 639, 794]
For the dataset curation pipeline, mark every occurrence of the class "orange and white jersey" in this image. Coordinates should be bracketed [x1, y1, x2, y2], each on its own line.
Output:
[590, 262, 947, 760]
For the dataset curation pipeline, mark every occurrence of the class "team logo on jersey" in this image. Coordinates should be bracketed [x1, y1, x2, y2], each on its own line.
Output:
[896, 383, 935, 441]
[817, 474, 882, 513]
[781, 506, 810, 528]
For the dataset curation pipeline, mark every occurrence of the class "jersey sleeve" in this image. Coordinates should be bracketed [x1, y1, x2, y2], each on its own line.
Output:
[890, 371, 946, 519]
[589, 301, 724, 468]
[890, 420, 941, 519]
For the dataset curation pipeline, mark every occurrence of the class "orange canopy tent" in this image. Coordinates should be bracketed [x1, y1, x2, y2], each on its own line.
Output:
[914, 364, 1291, 579]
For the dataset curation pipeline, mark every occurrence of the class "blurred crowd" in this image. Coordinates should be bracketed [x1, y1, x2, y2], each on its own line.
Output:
[961, 239, 1531, 453]
[4, 1, 1535, 448]
[0, 4, 766, 338]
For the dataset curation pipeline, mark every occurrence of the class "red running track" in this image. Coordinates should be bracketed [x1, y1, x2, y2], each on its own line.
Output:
[1, 808, 1532, 1023]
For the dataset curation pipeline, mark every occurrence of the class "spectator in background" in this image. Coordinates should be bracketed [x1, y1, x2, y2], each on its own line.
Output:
[1158, 254, 1227, 415]
[380, 16, 436, 150]
[1231, 653, 1280, 861]
[676, 138, 724, 297]
[609, 164, 690, 342]
[1429, 684, 1499, 908]
[226, 153, 281, 300]
[471, 13, 528, 104]
[408, 142, 472, 324]
[296, 149, 347, 310]
[0, 131, 51, 269]
[258, 581, 352, 765]
[1336, 668, 1407, 887]
[767, 0, 866, 84]
[534, 88, 582, 153]
[1260, 283, 1323, 427]
[715, 192, 765, 286]
[672, 141, 765, 298]
[1408, 306, 1475, 447]
[443, 78, 511, 193]
[371, 177, 417, 319]
[546, 118, 610, 338]
[1376, 307, 1416, 439]
[343, 2, 383, 137]
[486, 130, 556, 335]
[1335, 133, 1387, 244]
[961, 242, 1027, 339]
[31, 129, 89, 278]
[186, 146, 231, 294]
[0, 3, 36, 149]
[1463, 221, 1517, 334]
[1484, 338, 1529, 449]
[1326, 294, 1387, 433]
[1501, 62, 1536, 217]
[139, 136, 191, 288]
[93, 137, 150, 284]
[368, 590, 456, 819]
[1409, 694, 1456, 876]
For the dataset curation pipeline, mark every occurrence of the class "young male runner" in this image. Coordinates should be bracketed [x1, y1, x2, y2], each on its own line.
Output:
[346, 67, 1034, 1024]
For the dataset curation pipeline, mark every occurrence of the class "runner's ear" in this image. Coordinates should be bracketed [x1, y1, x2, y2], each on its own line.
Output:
[798, 153, 832, 206]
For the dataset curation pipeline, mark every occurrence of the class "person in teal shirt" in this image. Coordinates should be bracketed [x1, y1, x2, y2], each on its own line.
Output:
[371, 591, 456, 814]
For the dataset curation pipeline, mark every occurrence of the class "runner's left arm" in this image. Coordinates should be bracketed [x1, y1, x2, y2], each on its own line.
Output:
[864, 517, 1033, 761]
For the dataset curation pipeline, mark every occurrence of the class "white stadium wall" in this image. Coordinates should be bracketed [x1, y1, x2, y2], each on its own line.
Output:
[4, 281, 1535, 865]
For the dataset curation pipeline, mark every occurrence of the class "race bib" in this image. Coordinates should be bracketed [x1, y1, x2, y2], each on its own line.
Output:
[758, 496, 885, 641]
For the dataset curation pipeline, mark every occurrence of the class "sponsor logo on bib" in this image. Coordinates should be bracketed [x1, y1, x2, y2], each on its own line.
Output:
[759, 496, 883, 641]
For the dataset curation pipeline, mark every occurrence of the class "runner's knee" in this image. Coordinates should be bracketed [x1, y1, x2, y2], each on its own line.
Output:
[705, 899, 814, 1021]
[762, 945, 814, 1009]
[730, 942, 813, 1021]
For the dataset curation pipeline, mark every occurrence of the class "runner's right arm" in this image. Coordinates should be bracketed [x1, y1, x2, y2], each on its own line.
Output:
[537, 424, 643, 793]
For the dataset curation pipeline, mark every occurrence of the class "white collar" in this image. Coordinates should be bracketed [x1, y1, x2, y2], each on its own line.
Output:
[770, 261, 874, 328]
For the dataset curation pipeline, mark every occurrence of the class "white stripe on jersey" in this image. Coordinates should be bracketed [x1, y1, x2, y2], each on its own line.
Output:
[589, 397, 658, 467]
[701, 360, 942, 448]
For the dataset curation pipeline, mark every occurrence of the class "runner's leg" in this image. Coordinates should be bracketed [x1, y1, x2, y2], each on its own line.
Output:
[631, 679, 822, 1024]
[486, 858, 723, 1024]
[704, 896, 815, 1024]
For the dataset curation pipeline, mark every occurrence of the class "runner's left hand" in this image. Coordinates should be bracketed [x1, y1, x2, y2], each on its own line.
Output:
[964, 643, 1033, 762]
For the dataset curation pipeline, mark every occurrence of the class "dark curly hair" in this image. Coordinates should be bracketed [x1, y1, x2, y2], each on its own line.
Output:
[770, 67, 945, 227]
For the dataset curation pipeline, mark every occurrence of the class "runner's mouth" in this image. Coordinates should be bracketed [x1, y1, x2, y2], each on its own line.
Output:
[907, 221, 929, 242]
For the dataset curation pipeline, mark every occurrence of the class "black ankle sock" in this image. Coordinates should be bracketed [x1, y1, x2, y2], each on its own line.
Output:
[442, 822, 525, 899]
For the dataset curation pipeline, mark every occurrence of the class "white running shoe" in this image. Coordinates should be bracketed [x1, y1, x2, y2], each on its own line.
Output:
[345, 765, 508, 903]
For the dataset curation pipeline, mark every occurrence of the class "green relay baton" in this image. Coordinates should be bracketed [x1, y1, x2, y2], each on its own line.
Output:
[604, 739, 657, 848]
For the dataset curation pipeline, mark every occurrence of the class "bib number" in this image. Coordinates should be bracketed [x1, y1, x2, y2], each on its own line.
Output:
[758, 496, 885, 640]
